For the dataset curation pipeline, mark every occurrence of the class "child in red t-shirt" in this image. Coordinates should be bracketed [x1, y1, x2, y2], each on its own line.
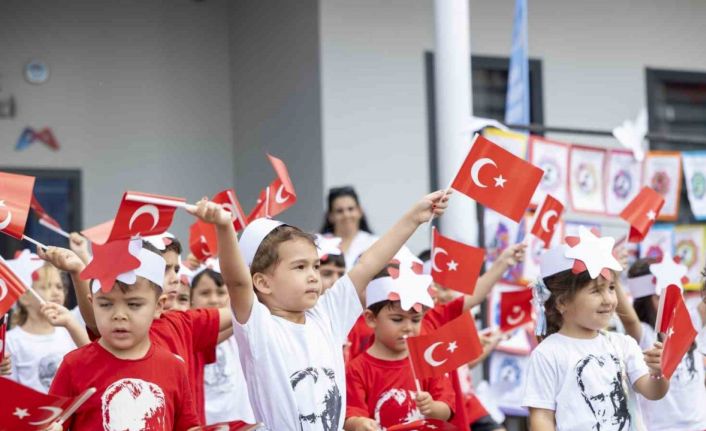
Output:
[345, 265, 456, 430]
[46, 244, 200, 430]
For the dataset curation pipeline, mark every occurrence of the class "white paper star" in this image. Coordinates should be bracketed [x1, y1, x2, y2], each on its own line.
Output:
[649, 250, 687, 295]
[392, 264, 435, 312]
[447, 260, 458, 271]
[612, 108, 647, 162]
[447, 341, 458, 353]
[315, 234, 343, 258]
[6, 249, 45, 288]
[646, 210, 656, 221]
[493, 174, 507, 188]
[564, 226, 623, 279]
[143, 232, 175, 251]
[13, 407, 29, 419]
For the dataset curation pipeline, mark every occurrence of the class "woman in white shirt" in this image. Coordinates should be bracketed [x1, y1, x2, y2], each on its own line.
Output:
[320, 186, 378, 270]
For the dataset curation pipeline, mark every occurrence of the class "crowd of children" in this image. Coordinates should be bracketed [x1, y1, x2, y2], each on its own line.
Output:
[0, 184, 703, 431]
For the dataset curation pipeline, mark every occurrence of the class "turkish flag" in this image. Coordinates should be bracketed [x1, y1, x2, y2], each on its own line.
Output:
[451, 135, 544, 222]
[30, 194, 62, 230]
[619, 186, 664, 243]
[431, 227, 485, 295]
[387, 419, 458, 431]
[0, 258, 28, 316]
[212, 188, 248, 232]
[661, 291, 698, 380]
[655, 284, 682, 334]
[531, 195, 564, 248]
[189, 221, 215, 263]
[499, 288, 534, 332]
[0, 172, 36, 240]
[0, 375, 86, 430]
[79, 239, 141, 293]
[190, 421, 264, 431]
[81, 191, 185, 244]
[0, 314, 8, 359]
[247, 154, 297, 222]
[407, 312, 483, 379]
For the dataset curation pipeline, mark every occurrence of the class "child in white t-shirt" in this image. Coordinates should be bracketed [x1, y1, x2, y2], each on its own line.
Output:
[190, 190, 449, 430]
[190, 266, 255, 424]
[618, 257, 706, 431]
[5, 259, 88, 393]
[522, 227, 669, 431]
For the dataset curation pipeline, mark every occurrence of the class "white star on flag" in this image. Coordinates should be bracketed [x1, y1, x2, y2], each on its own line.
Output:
[564, 226, 623, 279]
[646, 210, 656, 221]
[649, 250, 688, 295]
[447, 260, 458, 271]
[13, 407, 29, 419]
[493, 174, 507, 188]
[447, 341, 458, 353]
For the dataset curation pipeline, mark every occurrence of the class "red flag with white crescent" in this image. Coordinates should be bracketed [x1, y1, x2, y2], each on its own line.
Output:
[212, 188, 248, 232]
[247, 154, 297, 222]
[499, 288, 533, 332]
[0, 258, 28, 316]
[0, 172, 35, 240]
[431, 227, 485, 295]
[530, 194, 564, 248]
[189, 221, 215, 263]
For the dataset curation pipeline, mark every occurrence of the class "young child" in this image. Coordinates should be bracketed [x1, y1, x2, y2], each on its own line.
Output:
[190, 265, 255, 424]
[4, 253, 87, 393]
[344, 263, 455, 429]
[48, 244, 200, 430]
[171, 264, 194, 312]
[190, 190, 449, 430]
[616, 258, 706, 430]
[523, 227, 669, 431]
[316, 234, 346, 294]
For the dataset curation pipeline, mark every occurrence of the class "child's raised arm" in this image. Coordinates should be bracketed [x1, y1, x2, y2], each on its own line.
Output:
[347, 190, 450, 307]
[187, 200, 254, 324]
[40, 302, 90, 347]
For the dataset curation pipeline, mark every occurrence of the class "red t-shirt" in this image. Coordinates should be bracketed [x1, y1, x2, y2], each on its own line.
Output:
[345, 351, 455, 427]
[347, 315, 374, 361]
[50, 341, 200, 430]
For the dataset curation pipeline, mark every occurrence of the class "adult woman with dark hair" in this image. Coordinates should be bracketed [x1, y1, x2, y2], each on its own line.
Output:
[321, 186, 378, 270]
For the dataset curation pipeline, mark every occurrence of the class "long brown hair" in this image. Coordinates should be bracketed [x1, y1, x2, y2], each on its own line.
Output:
[13, 263, 65, 327]
[542, 269, 595, 337]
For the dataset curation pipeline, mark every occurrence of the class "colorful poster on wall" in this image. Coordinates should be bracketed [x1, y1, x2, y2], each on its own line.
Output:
[523, 212, 563, 283]
[484, 209, 525, 285]
[639, 224, 675, 260]
[489, 351, 530, 416]
[483, 128, 528, 159]
[681, 152, 706, 220]
[674, 225, 706, 286]
[569, 145, 606, 213]
[528, 136, 570, 208]
[643, 151, 682, 221]
[564, 220, 601, 238]
[606, 149, 643, 215]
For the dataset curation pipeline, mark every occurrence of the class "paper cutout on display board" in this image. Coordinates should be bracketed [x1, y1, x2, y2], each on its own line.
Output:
[606, 149, 643, 215]
[528, 136, 569, 208]
[639, 224, 675, 261]
[487, 283, 533, 355]
[569, 145, 606, 213]
[643, 151, 682, 221]
[484, 209, 524, 285]
[482, 128, 528, 159]
[681, 151, 706, 220]
[674, 225, 706, 287]
[523, 213, 563, 283]
[488, 351, 530, 416]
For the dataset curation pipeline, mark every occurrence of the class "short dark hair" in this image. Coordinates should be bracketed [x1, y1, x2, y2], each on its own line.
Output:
[191, 268, 224, 291]
[250, 225, 318, 275]
[142, 237, 182, 256]
[320, 186, 373, 234]
[321, 253, 346, 269]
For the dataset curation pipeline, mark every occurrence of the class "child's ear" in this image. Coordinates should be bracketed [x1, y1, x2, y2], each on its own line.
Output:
[154, 294, 166, 318]
[252, 273, 272, 296]
[363, 309, 377, 329]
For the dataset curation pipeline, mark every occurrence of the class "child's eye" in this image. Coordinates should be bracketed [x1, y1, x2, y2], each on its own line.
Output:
[128, 303, 142, 309]
[391, 317, 403, 322]
[296, 264, 305, 270]
[609, 284, 616, 290]
[99, 303, 111, 308]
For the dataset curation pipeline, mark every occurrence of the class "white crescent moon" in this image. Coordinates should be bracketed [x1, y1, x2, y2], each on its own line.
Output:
[275, 184, 289, 204]
[0, 279, 7, 301]
[200, 236, 212, 256]
[470, 158, 497, 188]
[128, 204, 160, 232]
[28, 406, 63, 425]
[423, 342, 448, 367]
[506, 305, 526, 326]
[540, 210, 558, 233]
[0, 202, 12, 231]
[431, 247, 448, 273]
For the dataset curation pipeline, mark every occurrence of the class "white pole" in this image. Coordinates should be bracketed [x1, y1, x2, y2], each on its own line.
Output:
[433, 0, 477, 246]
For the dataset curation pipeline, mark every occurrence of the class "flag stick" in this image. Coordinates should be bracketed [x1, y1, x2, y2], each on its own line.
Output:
[124, 193, 197, 212]
[22, 234, 47, 250]
[39, 218, 70, 239]
[265, 186, 271, 219]
[403, 335, 423, 393]
[0, 314, 7, 359]
[427, 176, 455, 227]
[0, 250, 46, 306]
[54, 387, 97, 426]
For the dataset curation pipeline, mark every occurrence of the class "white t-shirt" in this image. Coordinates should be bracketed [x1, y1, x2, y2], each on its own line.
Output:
[204, 335, 255, 424]
[5, 326, 77, 393]
[344, 232, 378, 270]
[234, 275, 362, 430]
[522, 332, 649, 431]
[637, 317, 706, 431]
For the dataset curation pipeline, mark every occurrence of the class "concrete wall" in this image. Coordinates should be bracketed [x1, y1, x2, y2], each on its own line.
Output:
[320, 0, 706, 252]
[0, 0, 233, 241]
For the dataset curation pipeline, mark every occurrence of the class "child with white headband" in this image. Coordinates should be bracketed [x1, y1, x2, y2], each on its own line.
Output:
[522, 227, 669, 431]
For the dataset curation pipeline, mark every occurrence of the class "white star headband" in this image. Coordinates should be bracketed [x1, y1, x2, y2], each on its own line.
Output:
[366, 261, 434, 312]
[315, 234, 343, 259]
[177, 263, 195, 287]
[189, 257, 222, 285]
[239, 218, 285, 267]
[6, 249, 45, 289]
[539, 226, 622, 281]
[91, 240, 166, 293]
[143, 231, 176, 251]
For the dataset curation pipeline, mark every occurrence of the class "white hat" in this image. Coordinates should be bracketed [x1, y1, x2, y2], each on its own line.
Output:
[366, 263, 434, 312]
[92, 240, 166, 293]
[143, 232, 176, 251]
[627, 274, 656, 299]
[539, 244, 574, 280]
[315, 234, 343, 259]
[239, 218, 285, 267]
[190, 257, 222, 285]
[539, 226, 622, 281]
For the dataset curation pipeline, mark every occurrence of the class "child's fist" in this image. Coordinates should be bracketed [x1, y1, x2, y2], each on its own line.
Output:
[40, 303, 73, 328]
[415, 390, 434, 416]
[411, 190, 452, 225]
[187, 199, 232, 227]
[0, 353, 11, 376]
[499, 242, 527, 267]
[68, 232, 91, 264]
[37, 247, 85, 273]
[644, 341, 664, 378]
